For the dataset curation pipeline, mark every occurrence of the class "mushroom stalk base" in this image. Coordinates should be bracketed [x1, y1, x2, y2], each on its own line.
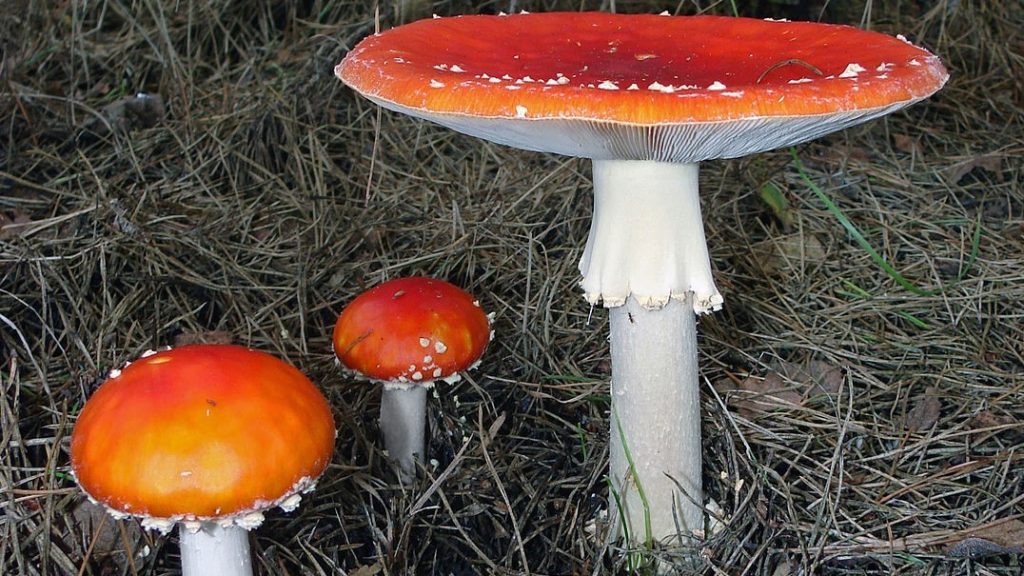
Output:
[380, 385, 428, 484]
[609, 294, 703, 545]
[580, 160, 722, 313]
[179, 523, 252, 576]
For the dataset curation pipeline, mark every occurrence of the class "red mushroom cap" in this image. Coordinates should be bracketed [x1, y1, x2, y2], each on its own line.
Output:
[70, 345, 335, 524]
[336, 12, 948, 162]
[333, 277, 491, 385]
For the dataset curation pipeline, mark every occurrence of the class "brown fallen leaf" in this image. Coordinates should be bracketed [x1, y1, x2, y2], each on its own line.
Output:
[82, 92, 166, 138]
[967, 410, 1019, 430]
[892, 133, 920, 155]
[945, 154, 1005, 184]
[946, 518, 1024, 558]
[967, 409, 1021, 443]
[775, 359, 844, 396]
[905, 387, 941, 432]
[715, 359, 845, 416]
[752, 233, 827, 275]
[71, 499, 142, 560]
[714, 374, 800, 417]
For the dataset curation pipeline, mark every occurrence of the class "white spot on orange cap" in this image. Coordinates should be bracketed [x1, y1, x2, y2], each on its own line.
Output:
[707, 81, 727, 90]
[419, 338, 431, 347]
[515, 105, 527, 118]
[429, 79, 445, 88]
[597, 80, 619, 90]
[435, 341, 448, 354]
[839, 63, 866, 78]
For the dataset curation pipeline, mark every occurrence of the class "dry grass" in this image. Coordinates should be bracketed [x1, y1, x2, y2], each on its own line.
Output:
[2, 0, 1022, 574]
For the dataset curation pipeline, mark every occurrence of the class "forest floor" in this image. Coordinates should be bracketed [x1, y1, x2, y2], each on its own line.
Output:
[2, 0, 1022, 574]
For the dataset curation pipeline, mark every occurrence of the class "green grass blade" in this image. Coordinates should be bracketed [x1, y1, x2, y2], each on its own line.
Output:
[790, 148, 982, 297]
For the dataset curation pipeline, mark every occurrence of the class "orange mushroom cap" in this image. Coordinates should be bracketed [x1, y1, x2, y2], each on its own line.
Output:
[333, 277, 491, 385]
[336, 13, 948, 163]
[70, 345, 335, 523]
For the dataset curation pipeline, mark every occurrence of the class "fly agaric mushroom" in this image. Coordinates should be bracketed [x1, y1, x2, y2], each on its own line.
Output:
[333, 276, 491, 483]
[335, 13, 947, 543]
[70, 345, 336, 576]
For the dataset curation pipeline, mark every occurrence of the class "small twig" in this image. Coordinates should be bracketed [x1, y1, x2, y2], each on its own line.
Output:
[757, 58, 824, 84]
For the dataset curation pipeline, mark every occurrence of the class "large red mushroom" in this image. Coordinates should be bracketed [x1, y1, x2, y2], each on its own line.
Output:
[336, 12, 947, 544]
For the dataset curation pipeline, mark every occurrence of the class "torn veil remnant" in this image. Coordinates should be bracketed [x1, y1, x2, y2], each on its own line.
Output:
[336, 12, 947, 545]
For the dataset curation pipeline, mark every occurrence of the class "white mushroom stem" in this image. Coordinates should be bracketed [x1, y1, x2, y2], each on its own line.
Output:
[380, 385, 429, 484]
[609, 295, 702, 544]
[179, 523, 253, 576]
[580, 160, 718, 544]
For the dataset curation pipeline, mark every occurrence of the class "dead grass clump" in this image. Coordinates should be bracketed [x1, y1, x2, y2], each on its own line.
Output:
[2, 1, 1022, 575]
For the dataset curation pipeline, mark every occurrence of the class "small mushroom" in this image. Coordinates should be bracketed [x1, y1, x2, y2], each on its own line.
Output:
[333, 276, 491, 484]
[70, 345, 336, 576]
[336, 13, 948, 542]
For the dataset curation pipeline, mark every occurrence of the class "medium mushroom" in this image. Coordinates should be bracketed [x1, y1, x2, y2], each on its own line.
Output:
[333, 276, 491, 483]
[335, 12, 947, 544]
[70, 344, 336, 576]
